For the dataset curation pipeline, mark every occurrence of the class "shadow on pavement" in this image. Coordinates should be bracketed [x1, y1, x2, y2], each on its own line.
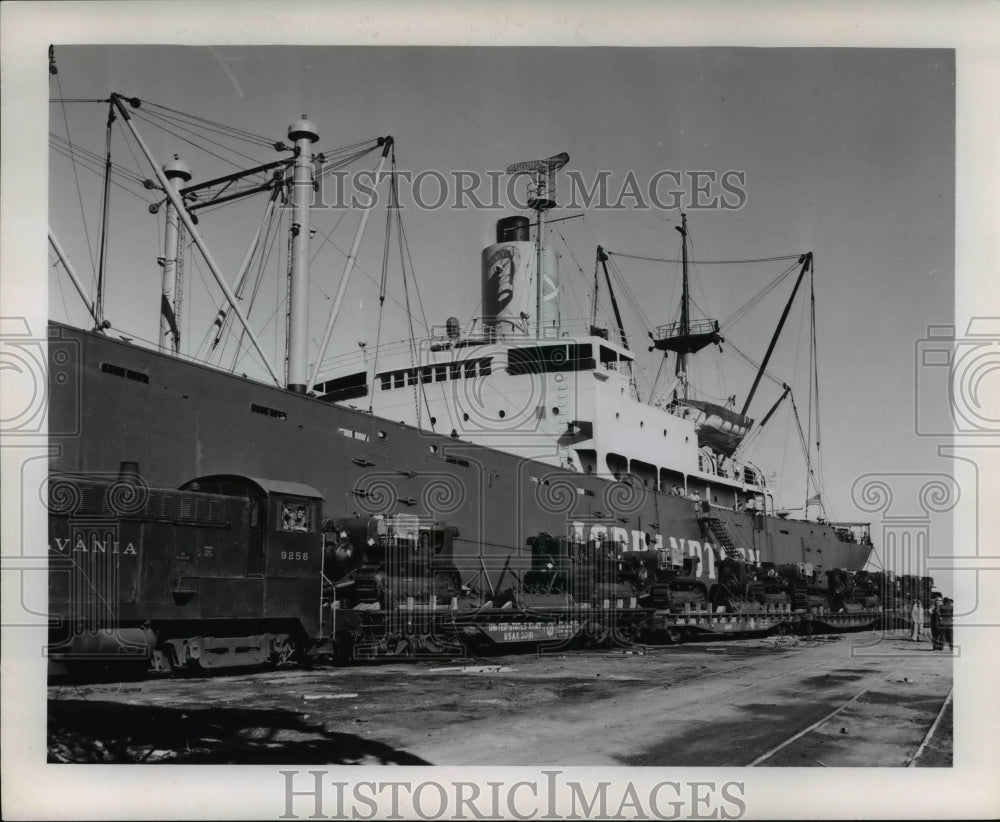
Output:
[48, 699, 432, 765]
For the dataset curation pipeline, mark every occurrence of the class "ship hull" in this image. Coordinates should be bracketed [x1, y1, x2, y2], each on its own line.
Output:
[48, 322, 873, 582]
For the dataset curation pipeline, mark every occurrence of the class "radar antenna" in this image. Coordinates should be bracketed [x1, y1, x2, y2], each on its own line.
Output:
[505, 152, 569, 337]
[505, 152, 569, 212]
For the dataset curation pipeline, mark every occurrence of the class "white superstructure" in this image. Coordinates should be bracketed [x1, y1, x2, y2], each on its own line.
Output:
[316, 208, 771, 512]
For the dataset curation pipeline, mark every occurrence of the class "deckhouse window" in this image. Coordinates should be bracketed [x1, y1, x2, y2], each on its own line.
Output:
[507, 344, 594, 375]
[377, 358, 493, 389]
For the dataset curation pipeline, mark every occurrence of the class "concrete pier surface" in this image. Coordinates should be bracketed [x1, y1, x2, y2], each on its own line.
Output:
[48, 629, 951, 767]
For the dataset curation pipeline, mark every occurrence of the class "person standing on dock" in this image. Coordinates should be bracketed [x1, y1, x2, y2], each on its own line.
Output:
[909, 599, 923, 641]
[929, 597, 942, 650]
[938, 598, 954, 651]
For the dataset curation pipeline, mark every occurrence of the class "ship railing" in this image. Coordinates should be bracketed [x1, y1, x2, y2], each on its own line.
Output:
[427, 317, 630, 349]
[313, 317, 632, 381]
[654, 318, 720, 340]
[694, 453, 768, 490]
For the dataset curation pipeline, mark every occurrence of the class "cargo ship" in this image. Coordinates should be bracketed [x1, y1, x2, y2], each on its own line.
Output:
[46, 92, 875, 601]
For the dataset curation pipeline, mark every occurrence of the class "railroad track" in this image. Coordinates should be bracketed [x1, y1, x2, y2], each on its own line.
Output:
[747, 670, 953, 767]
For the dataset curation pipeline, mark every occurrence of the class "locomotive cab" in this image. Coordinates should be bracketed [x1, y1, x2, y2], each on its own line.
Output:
[180, 474, 323, 586]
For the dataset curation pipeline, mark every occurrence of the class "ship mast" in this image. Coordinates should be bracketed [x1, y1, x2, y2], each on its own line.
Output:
[677, 212, 690, 399]
[285, 117, 319, 394]
[159, 154, 191, 354]
[534, 185, 544, 339]
[648, 213, 721, 398]
[110, 93, 282, 386]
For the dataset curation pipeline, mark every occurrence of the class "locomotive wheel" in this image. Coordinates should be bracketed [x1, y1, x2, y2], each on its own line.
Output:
[589, 625, 611, 647]
[611, 624, 638, 647]
[271, 636, 298, 667]
[667, 627, 684, 645]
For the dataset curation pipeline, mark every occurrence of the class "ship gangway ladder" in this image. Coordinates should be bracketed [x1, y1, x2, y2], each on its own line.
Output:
[697, 514, 746, 561]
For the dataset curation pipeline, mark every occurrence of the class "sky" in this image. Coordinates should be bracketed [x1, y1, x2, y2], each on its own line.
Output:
[47, 44, 955, 545]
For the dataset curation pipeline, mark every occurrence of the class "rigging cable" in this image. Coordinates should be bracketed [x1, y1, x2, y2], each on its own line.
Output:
[49, 134, 155, 196]
[647, 354, 667, 405]
[129, 108, 264, 170]
[393, 159, 424, 424]
[228, 203, 285, 373]
[607, 250, 804, 265]
[140, 99, 279, 148]
[809, 261, 832, 521]
[590, 240, 600, 326]
[789, 389, 823, 515]
[552, 224, 592, 328]
[195, 188, 281, 361]
[50, 85, 100, 279]
[306, 154, 427, 335]
[393, 153, 436, 424]
[603, 257, 656, 400]
[368, 157, 395, 413]
[719, 261, 800, 331]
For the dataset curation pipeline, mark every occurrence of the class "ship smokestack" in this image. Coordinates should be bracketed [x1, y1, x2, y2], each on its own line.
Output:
[496, 215, 530, 243]
[482, 216, 558, 337]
